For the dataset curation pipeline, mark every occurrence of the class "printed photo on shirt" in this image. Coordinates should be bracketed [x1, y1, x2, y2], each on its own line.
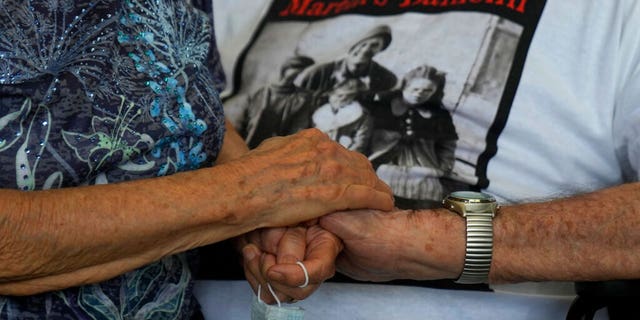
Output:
[223, 4, 535, 209]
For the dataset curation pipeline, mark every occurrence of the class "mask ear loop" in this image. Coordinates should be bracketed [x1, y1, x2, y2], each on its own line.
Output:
[256, 261, 309, 308]
[296, 261, 309, 288]
[256, 284, 283, 308]
[266, 283, 283, 308]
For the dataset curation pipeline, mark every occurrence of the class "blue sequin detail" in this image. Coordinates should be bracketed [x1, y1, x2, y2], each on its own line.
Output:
[0, 0, 226, 318]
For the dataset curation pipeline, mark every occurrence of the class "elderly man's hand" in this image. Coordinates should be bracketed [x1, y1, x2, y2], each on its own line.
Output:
[319, 209, 465, 282]
[239, 224, 342, 304]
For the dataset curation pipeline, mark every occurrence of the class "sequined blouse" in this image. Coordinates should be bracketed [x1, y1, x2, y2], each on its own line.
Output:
[0, 0, 226, 318]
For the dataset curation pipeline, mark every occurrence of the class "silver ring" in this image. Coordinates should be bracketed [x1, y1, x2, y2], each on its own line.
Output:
[296, 261, 309, 288]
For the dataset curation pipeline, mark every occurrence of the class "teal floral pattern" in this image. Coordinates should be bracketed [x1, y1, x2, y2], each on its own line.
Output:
[61, 96, 155, 175]
[0, 0, 225, 318]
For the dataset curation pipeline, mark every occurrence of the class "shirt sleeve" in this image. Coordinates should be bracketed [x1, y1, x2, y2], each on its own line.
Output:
[204, 0, 227, 93]
[613, 1, 640, 182]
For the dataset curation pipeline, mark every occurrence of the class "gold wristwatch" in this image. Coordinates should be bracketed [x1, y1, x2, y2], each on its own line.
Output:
[442, 191, 499, 284]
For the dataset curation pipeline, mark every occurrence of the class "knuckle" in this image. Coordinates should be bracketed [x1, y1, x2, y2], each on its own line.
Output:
[317, 139, 340, 155]
[283, 232, 305, 246]
[302, 161, 321, 177]
[320, 161, 343, 177]
[300, 127, 325, 139]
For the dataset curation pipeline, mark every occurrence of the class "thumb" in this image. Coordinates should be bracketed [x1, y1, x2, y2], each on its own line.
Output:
[319, 210, 364, 239]
[276, 227, 307, 264]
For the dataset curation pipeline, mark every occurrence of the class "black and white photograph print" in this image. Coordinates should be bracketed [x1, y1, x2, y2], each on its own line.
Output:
[224, 11, 524, 208]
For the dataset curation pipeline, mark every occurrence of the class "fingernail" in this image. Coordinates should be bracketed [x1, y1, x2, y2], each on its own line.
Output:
[243, 246, 256, 261]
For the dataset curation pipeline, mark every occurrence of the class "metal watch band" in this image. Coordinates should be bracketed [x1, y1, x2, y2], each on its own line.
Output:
[456, 212, 493, 284]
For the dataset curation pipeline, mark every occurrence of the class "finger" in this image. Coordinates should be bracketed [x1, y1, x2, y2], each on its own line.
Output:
[266, 227, 341, 298]
[267, 226, 342, 288]
[318, 210, 367, 240]
[300, 226, 342, 283]
[346, 151, 392, 195]
[259, 227, 287, 254]
[260, 251, 277, 279]
[244, 263, 260, 295]
[245, 230, 264, 250]
[266, 260, 320, 302]
[281, 186, 393, 224]
[343, 184, 395, 211]
[266, 263, 311, 291]
[331, 184, 396, 212]
[267, 272, 318, 302]
[276, 226, 307, 265]
[374, 175, 393, 196]
[234, 234, 249, 254]
[260, 253, 292, 304]
[242, 244, 263, 294]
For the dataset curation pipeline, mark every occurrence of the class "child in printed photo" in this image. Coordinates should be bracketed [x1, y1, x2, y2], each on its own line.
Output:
[312, 79, 373, 153]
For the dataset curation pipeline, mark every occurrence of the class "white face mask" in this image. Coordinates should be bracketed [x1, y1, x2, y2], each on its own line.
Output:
[251, 284, 305, 320]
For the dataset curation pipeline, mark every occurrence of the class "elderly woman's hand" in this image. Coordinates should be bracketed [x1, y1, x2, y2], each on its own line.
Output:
[221, 128, 394, 229]
[238, 224, 342, 304]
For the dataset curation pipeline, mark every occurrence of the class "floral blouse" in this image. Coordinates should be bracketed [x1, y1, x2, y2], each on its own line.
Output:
[0, 0, 226, 318]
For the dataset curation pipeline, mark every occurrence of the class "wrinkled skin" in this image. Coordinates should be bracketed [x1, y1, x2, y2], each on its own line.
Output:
[238, 224, 343, 304]
[319, 209, 464, 282]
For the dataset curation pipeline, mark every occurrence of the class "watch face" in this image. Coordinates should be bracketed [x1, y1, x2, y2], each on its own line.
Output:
[448, 191, 495, 202]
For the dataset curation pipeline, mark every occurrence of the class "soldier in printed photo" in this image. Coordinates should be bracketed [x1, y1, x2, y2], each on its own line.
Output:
[230, 55, 315, 149]
[298, 25, 398, 108]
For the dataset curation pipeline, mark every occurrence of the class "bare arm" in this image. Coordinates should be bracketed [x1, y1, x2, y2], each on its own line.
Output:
[0, 166, 250, 295]
[215, 119, 250, 164]
[492, 182, 640, 283]
[0, 128, 393, 295]
[320, 182, 640, 283]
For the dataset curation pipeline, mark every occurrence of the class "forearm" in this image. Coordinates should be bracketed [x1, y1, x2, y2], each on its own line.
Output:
[1, 123, 248, 293]
[491, 182, 640, 283]
[0, 166, 262, 294]
[402, 183, 640, 284]
[215, 120, 249, 164]
[0, 245, 180, 295]
[320, 183, 639, 284]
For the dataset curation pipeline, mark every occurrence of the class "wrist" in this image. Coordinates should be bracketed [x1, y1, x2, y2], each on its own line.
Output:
[407, 209, 466, 280]
[437, 209, 467, 280]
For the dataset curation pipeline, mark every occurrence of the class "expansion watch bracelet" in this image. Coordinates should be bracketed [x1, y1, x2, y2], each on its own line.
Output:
[457, 211, 494, 284]
[442, 191, 499, 284]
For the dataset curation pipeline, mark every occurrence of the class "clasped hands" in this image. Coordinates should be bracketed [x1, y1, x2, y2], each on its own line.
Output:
[233, 129, 463, 304]
[238, 221, 339, 305]
[239, 207, 466, 305]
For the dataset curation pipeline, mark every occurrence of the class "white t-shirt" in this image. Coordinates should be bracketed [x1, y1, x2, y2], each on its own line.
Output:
[487, 0, 640, 202]
[214, 0, 639, 199]
[200, 0, 640, 318]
